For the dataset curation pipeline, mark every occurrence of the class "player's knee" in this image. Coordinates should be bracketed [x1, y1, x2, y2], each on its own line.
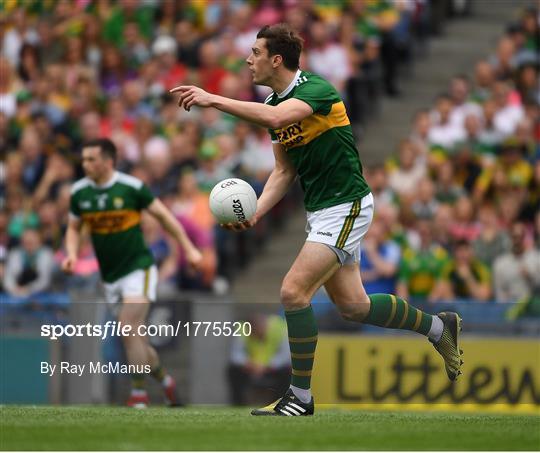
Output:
[280, 282, 310, 310]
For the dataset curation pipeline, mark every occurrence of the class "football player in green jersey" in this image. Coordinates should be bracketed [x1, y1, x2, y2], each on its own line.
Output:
[171, 23, 463, 416]
[62, 138, 202, 408]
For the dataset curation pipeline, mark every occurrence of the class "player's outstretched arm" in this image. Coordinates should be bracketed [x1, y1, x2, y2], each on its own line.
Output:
[62, 216, 82, 274]
[146, 198, 203, 269]
[169, 85, 312, 129]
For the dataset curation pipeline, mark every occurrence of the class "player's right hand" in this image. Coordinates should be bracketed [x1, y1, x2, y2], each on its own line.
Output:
[61, 255, 77, 274]
[221, 217, 257, 232]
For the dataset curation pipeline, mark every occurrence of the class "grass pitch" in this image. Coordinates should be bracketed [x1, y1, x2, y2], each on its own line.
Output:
[1, 406, 539, 451]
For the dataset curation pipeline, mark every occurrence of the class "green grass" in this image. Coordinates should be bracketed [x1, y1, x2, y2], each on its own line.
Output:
[0, 406, 539, 451]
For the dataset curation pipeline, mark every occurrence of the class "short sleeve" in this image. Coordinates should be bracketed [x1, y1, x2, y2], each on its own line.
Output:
[138, 183, 155, 209]
[293, 78, 336, 115]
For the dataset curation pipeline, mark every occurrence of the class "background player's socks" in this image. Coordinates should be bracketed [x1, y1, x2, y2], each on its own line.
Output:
[131, 373, 146, 390]
[285, 305, 318, 392]
[365, 294, 437, 338]
[290, 385, 312, 404]
[151, 365, 167, 384]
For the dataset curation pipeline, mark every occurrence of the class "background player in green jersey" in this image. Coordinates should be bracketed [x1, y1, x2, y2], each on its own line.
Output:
[171, 24, 463, 416]
[62, 138, 202, 408]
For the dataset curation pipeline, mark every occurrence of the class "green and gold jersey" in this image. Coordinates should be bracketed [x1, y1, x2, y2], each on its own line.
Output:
[266, 70, 370, 211]
[398, 246, 450, 298]
[69, 172, 155, 283]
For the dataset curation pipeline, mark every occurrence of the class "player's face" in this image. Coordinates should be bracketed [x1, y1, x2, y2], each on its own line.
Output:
[246, 38, 277, 86]
[81, 146, 110, 181]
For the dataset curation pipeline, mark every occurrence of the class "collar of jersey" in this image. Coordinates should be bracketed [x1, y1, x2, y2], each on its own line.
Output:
[89, 171, 118, 189]
[277, 69, 302, 99]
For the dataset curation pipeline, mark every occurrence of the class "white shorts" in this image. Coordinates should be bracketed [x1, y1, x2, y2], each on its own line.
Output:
[306, 193, 374, 265]
[103, 266, 158, 305]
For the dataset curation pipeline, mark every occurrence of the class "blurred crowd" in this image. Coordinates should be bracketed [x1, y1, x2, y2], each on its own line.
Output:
[0, 0, 445, 302]
[0, 0, 538, 308]
[361, 4, 540, 304]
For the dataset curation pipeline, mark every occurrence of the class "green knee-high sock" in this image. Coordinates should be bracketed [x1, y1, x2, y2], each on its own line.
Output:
[364, 294, 433, 336]
[131, 373, 146, 391]
[285, 305, 318, 390]
[151, 365, 166, 384]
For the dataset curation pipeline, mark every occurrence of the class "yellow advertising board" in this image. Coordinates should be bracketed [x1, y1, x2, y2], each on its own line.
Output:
[312, 335, 540, 413]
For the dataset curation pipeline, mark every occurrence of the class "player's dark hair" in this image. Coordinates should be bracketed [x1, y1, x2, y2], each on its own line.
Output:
[83, 138, 117, 164]
[256, 24, 303, 71]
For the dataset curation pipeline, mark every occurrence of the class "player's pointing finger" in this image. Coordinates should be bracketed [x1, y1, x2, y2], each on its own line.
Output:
[169, 86, 190, 93]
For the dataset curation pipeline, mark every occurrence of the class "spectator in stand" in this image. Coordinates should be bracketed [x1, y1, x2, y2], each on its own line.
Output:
[360, 215, 401, 295]
[152, 34, 187, 93]
[121, 20, 150, 71]
[434, 160, 466, 204]
[122, 79, 155, 122]
[470, 60, 495, 104]
[2, 8, 39, 67]
[228, 314, 290, 406]
[236, 122, 275, 186]
[306, 19, 351, 95]
[449, 196, 480, 242]
[409, 109, 431, 159]
[364, 165, 396, 208]
[473, 138, 532, 204]
[195, 140, 234, 193]
[32, 152, 75, 206]
[493, 222, 540, 303]
[19, 127, 45, 192]
[100, 45, 135, 97]
[143, 136, 176, 198]
[411, 177, 439, 220]
[477, 99, 505, 156]
[433, 203, 454, 252]
[171, 170, 215, 234]
[0, 57, 21, 119]
[36, 200, 64, 251]
[175, 20, 202, 69]
[387, 139, 426, 201]
[448, 75, 482, 128]
[6, 189, 39, 246]
[515, 63, 539, 106]
[472, 202, 511, 267]
[173, 212, 216, 291]
[197, 39, 229, 96]
[428, 94, 465, 153]
[492, 81, 525, 138]
[442, 239, 491, 302]
[102, 0, 153, 48]
[396, 219, 450, 303]
[3, 228, 55, 300]
[489, 36, 517, 81]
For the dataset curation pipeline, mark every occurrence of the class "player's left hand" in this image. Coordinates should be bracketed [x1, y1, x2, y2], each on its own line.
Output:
[169, 85, 214, 111]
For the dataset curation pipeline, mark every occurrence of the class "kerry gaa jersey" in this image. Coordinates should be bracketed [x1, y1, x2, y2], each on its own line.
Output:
[69, 171, 155, 283]
[266, 70, 370, 211]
